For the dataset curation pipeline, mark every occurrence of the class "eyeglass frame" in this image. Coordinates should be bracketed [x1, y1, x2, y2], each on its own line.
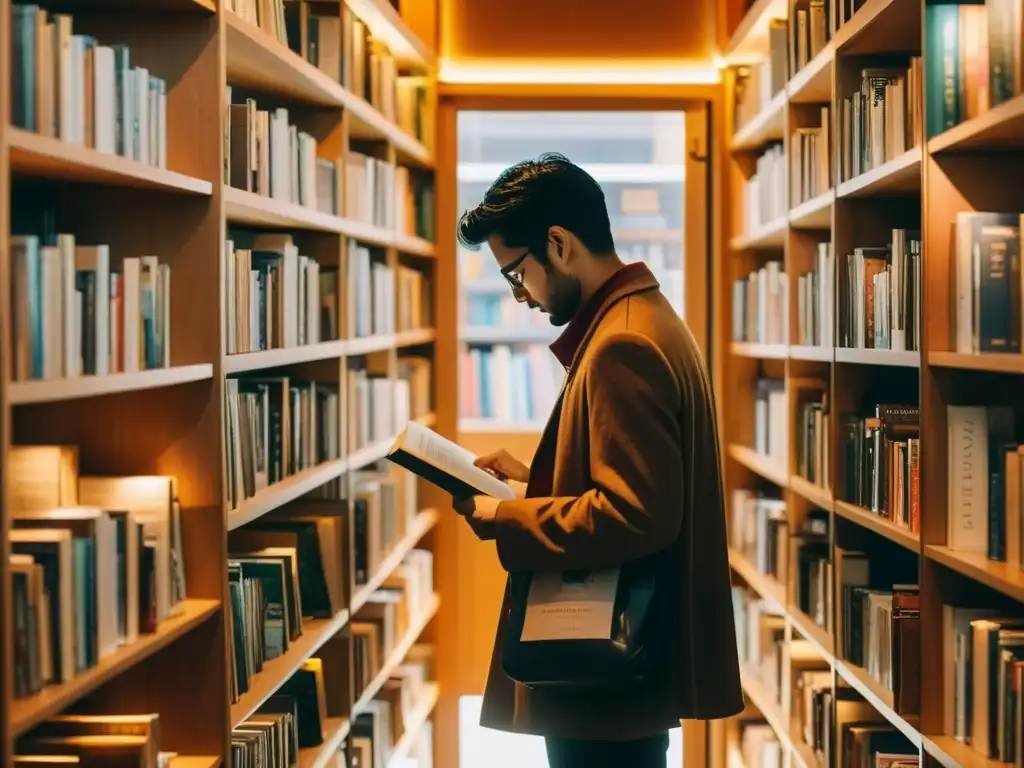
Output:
[499, 237, 550, 300]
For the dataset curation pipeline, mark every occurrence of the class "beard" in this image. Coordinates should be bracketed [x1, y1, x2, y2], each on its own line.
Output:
[543, 269, 583, 327]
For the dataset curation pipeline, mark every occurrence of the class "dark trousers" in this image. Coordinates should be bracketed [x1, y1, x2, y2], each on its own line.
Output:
[545, 732, 669, 768]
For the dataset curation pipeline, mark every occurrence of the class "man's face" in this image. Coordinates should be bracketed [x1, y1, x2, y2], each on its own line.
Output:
[487, 233, 582, 327]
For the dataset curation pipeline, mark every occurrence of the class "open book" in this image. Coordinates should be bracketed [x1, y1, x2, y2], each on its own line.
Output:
[387, 421, 516, 500]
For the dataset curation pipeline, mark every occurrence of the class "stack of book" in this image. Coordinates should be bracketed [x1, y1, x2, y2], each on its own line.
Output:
[733, 19, 788, 128]
[793, 511, 831, 633]
[837, 62, 923, 182]
[224, 234, 339, 354]
[732, 261, 788, 345]
[226, 91, 340, 214]
[15, 712, 174, 766]
[789, 0, 830, 75]
[348, 243, 395, 338]
[795, 242, 835, 348]
[224, 376, 342, 509]
[352, 464, 419, 588]
[11, 6, 168, 167]
[347, 369, 409, 453]
[794, 378, 829, 488]
[841, 404, 920, 533]
[950, 212, 1022, 355]
[946, 404, 1024, 565]
[730, 490, 788, 584]
[397, 169, 436, 241]
[9, 452, 187, 699]
[458, 346, 564, 424]
[838, 230, 922, 353]
[790, 107, 831, 205]
[755, 377, 788, 469]
[397, 356, 433, 422]
[10, 234, 171, 381]
[396, 266, 432, 333]
[347, 151, 396, 230]
[743, 145, 787, 232]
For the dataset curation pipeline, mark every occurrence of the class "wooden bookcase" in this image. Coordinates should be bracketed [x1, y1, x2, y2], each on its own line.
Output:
[0, 1, 444, 765]
[716, 0, 1024, 767]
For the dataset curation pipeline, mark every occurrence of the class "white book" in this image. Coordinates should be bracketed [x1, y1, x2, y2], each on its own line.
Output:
[947, 405, 989, 554]
[387, 420, 517, 501]
[135, 67, 150, 164]
[53, 15, 73, 142]
[70, 35, 87, 146]
[93, 45, 116, 154]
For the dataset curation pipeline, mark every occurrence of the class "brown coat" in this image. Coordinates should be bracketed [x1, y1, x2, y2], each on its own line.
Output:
[481, 267, 743, 741]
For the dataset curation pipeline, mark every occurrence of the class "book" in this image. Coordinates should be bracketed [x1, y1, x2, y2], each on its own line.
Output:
[386, 421, 516, 501]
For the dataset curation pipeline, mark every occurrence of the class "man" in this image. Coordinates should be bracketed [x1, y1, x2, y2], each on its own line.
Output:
[454, 153, 743, 768]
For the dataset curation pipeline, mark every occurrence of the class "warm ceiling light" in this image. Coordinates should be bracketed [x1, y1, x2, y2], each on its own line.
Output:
[438, 59, 722, 85]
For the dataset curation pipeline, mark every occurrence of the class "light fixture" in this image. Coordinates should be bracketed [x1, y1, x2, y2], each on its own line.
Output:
[438, 59, 722, 86]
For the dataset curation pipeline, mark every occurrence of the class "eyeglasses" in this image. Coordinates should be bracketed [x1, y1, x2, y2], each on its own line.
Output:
[500, 249, 533, 299]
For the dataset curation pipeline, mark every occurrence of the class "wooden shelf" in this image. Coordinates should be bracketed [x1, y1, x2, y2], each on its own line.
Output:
[789, 191, 833, 229]
[459, 418, 547, 434]
[395, 328, 437, 347]
[834, 500, 920, 553]
[167, 757, 221, 768]
[729, 549, 787, 610]
[387, 683, 440, 767]
[788, 45, 834, 104]
[230, 609, 351, 728]
[224, 341, 352, 374]
[394, 233, 437, 258]
[351, 510, 439, 614]
[834, 347, 921, 367]
[729, 215, 789, 251]
[8, 364, 214, 405]
[725, 0, 790, 61]
[788, 605, 835, 661]
[929, 94, 1024, 153]
[789, 344, 834, 362]
[789, 475, 834, 511]
[353, 594, 440, 713]
[347, 436, 395, 471]
[731, 90, 787, 152]
[922, 734, 1006, 768]
[346, 334, 398, 356]
[224, 13, 430, 166]
[740, 666, 791, 747]
[831, 0, 921, 55]
[925, 545, 1024, 603]
[730, 342, 789, 359]
[346, 0, 434, 68]
[928, 350, 1024, 375]
[11, 599, 220, 737]
[227, 459, 349, 531]
[728, 444, 790, 488]
[461, 325, 559, 344]
[836, 147, 922, 198]
[299, 717, 352, 768]
[224, 186, 350, 233]
[8, 129, 213, 195]
[834, 659, 922, 747]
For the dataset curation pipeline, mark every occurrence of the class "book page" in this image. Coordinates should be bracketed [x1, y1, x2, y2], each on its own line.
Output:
[401, 422, 516, 500]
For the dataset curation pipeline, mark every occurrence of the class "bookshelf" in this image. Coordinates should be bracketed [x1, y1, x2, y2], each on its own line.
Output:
[718, 1, 1024, 768]
[1, 1, 441, 766]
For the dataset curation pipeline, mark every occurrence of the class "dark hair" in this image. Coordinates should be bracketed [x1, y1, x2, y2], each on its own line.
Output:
[456, 153, 615, 256]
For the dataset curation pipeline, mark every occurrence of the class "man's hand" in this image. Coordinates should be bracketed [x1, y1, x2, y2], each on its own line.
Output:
[474, 449, 530, 484]
[451, 494, 500, 541]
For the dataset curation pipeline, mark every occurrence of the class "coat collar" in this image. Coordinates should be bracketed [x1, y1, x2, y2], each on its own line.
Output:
[549, 262, 659, 372]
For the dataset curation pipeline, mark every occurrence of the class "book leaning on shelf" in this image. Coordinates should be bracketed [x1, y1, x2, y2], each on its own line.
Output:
[10, 235, 172, 381]
[387, 421, 516, 501]
[11, 5, 168, 168]
[8, 447, 187, 700]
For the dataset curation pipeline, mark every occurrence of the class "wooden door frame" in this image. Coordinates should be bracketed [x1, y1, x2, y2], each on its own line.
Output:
[434, 83, 723, 768]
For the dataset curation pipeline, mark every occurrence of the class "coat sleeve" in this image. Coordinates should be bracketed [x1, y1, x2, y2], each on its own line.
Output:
[493, 331, 684, 572]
